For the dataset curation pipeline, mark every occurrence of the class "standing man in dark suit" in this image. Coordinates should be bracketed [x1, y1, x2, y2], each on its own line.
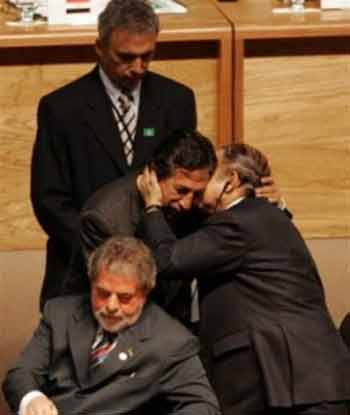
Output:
[138, 143, 350, 415]
[3, 236, 220, 415]
[31, 0, 197, 310]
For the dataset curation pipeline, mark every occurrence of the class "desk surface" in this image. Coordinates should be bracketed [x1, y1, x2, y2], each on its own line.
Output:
[0, 0, 230, 47]
[216, 0, 350, 39]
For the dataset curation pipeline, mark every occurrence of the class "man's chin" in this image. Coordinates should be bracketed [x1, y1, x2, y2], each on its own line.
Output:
[121, 78, 142, 91]
[101, 319, 126, 334]
[96, 314, 125, 333]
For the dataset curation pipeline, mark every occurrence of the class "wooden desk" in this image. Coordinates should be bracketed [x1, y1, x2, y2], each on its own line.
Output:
[0, 0, 232, 251]
[216, 0, 350, 239]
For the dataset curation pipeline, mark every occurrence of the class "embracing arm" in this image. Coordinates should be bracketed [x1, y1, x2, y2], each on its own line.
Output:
[137, 167, 245, 279]
[142, 209, 246, 280]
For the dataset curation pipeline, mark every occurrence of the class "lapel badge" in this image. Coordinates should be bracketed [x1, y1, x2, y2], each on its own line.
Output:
[127, 347, 134, 358]
[143, 128, 155, 138]
[118, 352, 128, 361]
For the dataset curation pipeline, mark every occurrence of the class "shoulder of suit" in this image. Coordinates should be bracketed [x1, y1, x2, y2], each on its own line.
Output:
[43, 294, 88, 319]
[83, 173, 138, 212]
[40, 67, 99, 107]
[146, 302, 198, 350]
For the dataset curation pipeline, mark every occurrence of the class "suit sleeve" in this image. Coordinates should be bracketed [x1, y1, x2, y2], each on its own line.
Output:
[2, 303, 53, 412]
[80, 184, 138, 260]
[31, 97, 80, 255]
[141, 210, 246, 280]
[159, 335, 220, 415]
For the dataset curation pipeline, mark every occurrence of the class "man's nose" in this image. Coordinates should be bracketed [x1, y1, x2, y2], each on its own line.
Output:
[106, 294, 119, 313]
[179, 193, 194, 211]
[131, 57, 145, 75]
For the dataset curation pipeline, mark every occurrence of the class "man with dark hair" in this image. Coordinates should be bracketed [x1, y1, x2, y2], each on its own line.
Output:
[74, 130, 217, 326]
[138, 143, 350, 415]
[31, 0, 197, 310]
[3, 237, 220, 415]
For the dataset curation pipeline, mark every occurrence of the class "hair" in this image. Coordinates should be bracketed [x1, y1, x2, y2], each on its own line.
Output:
[98, 0, 159, 47]
[88, 236, 157, 294]
[220, 143, 271, 196]
[151, 130, 217, 180]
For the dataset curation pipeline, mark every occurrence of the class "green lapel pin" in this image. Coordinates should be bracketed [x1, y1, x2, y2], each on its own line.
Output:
[143, 128, 155, 137]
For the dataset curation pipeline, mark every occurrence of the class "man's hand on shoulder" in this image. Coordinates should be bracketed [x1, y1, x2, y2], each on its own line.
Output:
[24, 395, 58, 415]
[255, 176, 286, 208]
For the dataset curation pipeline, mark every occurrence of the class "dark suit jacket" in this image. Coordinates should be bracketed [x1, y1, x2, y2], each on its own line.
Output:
[340, 313, 350, 348]
[30, 66, 196, 309]
[78, 174, 193, 325]
[3, 296, 219, 415]
[141, 197, 350, 409]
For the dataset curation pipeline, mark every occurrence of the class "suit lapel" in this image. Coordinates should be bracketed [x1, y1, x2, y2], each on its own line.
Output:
[83, 67, 129, 174]
[132, 73, 163, 168]
[68, 298, 96, 388]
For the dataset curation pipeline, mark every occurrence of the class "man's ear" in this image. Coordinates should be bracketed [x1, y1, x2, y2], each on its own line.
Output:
[95, 38, 103, 60]
[224, 170, 240, 193]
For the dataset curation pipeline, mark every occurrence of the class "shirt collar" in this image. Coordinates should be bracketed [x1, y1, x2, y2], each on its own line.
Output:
[225, 196, 245, 210]
[98, 65, 141, 108]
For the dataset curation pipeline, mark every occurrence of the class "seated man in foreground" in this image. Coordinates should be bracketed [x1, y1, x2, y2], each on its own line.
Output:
[3, 237, 220, 415]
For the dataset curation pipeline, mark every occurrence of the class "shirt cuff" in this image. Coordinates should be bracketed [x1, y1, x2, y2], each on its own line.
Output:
[19, 391, 45, 415]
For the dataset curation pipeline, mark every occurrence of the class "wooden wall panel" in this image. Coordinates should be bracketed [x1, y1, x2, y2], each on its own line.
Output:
[245, 54, 350, 238]
[0, 57, 217, 251]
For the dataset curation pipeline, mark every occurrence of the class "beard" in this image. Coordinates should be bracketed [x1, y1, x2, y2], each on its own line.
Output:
[94, 306, 143, 334]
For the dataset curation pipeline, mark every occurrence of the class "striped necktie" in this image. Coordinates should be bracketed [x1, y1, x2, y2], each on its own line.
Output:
[90, 328, 118, 369]
[117, 90, 137, 166]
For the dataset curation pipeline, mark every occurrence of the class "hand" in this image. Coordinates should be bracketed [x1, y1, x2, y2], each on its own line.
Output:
[255, 176, 283, 205]
[25, 395, 58, 415]
[137, 167, 163, 207]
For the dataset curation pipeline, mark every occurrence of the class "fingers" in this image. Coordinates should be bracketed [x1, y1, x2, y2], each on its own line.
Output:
[26, 396, 58, 415]
[255, 176, 282, 204]
[137, 166, 162, 206]
[260, 176, 273, 185]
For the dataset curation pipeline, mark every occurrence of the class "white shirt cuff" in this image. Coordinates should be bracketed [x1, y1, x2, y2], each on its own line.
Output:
[19, 391, 45, 415]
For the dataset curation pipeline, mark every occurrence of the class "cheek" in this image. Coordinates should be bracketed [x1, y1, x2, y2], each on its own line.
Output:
[203, 184, 219, 204]
[91, 292, 106, 312]
[121, 299, 143, 317]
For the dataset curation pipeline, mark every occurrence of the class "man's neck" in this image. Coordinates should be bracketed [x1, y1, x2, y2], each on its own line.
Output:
[220, 188, 246, 211]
